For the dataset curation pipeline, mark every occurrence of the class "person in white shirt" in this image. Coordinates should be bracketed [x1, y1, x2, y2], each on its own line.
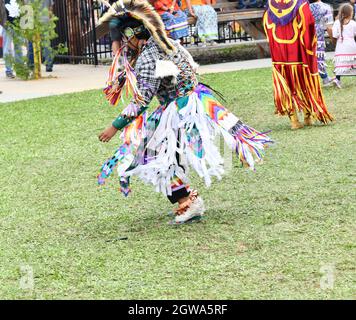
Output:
[332, 3, 356, 88]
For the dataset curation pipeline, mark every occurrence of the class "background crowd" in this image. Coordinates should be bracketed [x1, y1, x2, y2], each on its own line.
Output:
[0, 0, 356, 87]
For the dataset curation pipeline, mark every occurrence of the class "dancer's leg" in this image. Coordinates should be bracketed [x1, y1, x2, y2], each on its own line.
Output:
[303, 109, 313, 126]
[2, 29, 14, 76]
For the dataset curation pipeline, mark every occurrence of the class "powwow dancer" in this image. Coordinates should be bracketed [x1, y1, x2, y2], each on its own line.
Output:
[97, 0, 272, 224]
[263, 0, 334, 129]
[310, 0, 335, 86]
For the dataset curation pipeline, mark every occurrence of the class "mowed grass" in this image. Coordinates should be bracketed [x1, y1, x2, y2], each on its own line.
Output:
[0, 67, 355, 300]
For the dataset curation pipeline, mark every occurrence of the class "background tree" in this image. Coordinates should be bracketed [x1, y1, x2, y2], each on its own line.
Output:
[6, 0, 66, 79]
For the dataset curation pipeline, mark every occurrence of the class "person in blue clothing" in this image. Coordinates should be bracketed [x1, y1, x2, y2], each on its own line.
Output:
[0, 0, 23, 78]
[310, 0, 337, 87]
[25, 0, 55, 72]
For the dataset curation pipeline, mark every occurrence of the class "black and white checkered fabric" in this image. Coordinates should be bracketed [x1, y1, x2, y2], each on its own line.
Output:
[133, 37, 197, 106]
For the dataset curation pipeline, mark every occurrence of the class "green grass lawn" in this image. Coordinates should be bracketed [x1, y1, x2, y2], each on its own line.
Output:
[0, 68, 355, 299]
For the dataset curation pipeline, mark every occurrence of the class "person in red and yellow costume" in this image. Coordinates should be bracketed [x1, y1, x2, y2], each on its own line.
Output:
[263, 0, 334, 129]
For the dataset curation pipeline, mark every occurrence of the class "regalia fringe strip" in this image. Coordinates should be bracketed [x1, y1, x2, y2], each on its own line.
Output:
[103, 46, 144, 108]
[271, 63, 333, 123]
[98, 84, 273, 197]
[97, 112, 146, 196]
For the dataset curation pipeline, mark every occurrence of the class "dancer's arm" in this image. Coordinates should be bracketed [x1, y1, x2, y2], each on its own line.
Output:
[98, 104, 149, 143]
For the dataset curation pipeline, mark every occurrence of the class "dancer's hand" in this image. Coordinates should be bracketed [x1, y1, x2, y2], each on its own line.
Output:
[99, 126, 118, 143]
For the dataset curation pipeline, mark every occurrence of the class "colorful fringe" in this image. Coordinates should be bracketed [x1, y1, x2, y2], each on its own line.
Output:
[98, 84, 273, 197]
[97, 113, 146, 196]
[97, 142, 134, 185]
[103, 46, 144, 107]
[230, 121, 271, 170]
[272, 63, 333, 123]
[196, 84, 272, 170]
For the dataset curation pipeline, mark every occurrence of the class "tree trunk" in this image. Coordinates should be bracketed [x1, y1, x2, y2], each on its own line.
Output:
[33, 33, 42, 79]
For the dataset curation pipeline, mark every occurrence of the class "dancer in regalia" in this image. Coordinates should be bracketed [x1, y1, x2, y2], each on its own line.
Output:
[263, 0, 334, 129]
[310, 0, 336, 86]
[97, 0, 272, 224]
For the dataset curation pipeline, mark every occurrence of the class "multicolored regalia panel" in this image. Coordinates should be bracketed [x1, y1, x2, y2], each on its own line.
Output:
[264, 0, 333, 123]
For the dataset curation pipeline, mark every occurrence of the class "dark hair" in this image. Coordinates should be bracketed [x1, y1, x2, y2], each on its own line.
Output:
[338, 3, 354, 40]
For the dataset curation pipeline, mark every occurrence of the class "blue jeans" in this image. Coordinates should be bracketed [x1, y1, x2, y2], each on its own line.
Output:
[2, 28, 23, 74]
[27, 41, 53, 70]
